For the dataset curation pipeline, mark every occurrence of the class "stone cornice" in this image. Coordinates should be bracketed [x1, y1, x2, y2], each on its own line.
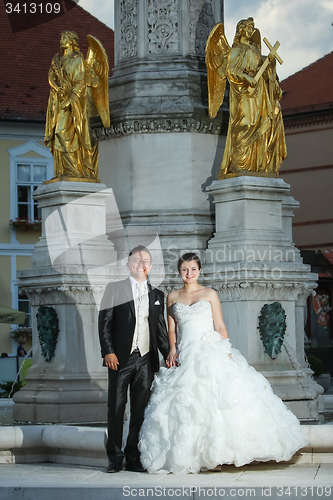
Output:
[283, 110, 333, 130]
[20, 285, 105, 306]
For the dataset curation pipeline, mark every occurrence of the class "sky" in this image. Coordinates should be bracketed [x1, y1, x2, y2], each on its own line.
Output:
[79, 0, 333, 81]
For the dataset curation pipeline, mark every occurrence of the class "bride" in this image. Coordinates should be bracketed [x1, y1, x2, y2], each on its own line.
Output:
[138, 253, 308, 474]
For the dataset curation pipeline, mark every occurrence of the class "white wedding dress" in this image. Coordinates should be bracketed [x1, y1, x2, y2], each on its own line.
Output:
[139, 300, 308, 474]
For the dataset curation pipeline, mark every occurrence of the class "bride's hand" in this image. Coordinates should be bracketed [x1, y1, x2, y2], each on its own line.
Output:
[166, 348, 177, 368]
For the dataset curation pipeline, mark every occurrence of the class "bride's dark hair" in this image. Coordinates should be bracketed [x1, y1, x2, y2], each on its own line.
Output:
[177, 252, 202, 271]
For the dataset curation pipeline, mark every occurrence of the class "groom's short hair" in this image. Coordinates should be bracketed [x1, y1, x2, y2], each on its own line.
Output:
[128, 245, 152, 263]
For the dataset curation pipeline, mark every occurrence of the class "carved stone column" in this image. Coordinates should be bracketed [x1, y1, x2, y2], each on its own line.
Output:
[95, 0, 226, 269]
[204, 176, 323, 421]
[13, 182, 117, 424]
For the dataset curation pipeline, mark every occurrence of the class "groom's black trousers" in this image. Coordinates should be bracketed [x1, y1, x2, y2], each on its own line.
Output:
[106, 350, 154, 464]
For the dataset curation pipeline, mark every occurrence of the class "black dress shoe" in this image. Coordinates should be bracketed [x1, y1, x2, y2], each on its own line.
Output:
[107, 462, 121, 473]
[126, 460, 147, 473]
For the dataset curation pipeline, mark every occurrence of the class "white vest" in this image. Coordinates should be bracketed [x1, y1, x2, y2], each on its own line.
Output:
[130, 278, 150, 356]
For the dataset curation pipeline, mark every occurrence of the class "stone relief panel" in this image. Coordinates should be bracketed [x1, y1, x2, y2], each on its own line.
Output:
[119, 0, 138, 61]
[189, 0, 216, 56]
[94, 117, 222, 139]
[147, 0, 180, 54]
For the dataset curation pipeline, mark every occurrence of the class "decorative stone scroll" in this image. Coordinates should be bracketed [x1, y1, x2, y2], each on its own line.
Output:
[119, 0, 138, 61]
[189, 0, 216, 56]
[147, 0, 180, 54]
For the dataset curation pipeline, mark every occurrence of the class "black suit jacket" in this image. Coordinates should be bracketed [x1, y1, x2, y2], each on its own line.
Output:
[98, 278, 169, 372]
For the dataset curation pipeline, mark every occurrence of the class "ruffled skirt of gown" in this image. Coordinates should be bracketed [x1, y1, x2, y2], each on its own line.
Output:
[138, 300, 308, 474]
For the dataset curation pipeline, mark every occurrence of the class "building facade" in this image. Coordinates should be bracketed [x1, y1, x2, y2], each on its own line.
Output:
[281, 51, 333, 356]
[0, 0, 114, 357]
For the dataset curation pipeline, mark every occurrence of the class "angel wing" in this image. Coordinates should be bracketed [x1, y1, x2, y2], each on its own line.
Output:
[205, 23, 231, 119]
[85, 35, 110, 128]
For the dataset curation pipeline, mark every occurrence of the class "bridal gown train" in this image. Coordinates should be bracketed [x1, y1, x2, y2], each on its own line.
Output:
[138, 300, 308, 474]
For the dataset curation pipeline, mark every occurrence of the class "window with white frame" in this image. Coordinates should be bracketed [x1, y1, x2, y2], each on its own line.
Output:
[16, 163, 47, 220]
[17, 293, 31, 327]
[9, 140, 53, 224]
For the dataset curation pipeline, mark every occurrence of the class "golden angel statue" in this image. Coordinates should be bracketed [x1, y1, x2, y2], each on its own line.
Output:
[44, 31, 110, 182]
[206, 18, 287, 178]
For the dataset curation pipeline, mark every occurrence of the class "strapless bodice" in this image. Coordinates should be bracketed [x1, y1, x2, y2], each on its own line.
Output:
[172, 300, 215, 343]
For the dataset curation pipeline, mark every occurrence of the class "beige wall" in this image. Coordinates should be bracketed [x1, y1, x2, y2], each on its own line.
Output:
[280, 123, 333, 249]
[16, 231, 40, 245]
[16, 255, 32, 271]
[282, 169, 333, 222]
[0, 256, 13, 354]
[0, 139, 17, 245]
[282, 126, 333, 170]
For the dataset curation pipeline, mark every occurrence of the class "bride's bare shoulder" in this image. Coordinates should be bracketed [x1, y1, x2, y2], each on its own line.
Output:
[202, 287, 218, 301]
[167, 289, 181, 305]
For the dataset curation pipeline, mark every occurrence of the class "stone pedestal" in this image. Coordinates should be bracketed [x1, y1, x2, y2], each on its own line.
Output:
[95, 0, 226, 269]
[13, 182, 117, 424]
[204, 176, 323, 421]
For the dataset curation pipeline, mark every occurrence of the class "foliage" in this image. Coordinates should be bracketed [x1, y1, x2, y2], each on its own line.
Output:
[9, 218, 41, 231]
[0, 380, 24, 398]
[307, 354, 324, 377]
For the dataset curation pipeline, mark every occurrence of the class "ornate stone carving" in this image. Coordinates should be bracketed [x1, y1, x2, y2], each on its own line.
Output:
[189, 0, 216, 56]
[119, 0, 138, 61]
[258, 302, 287, 359]
[36, 306, 59, 362]
[147, 0, 180, 54]
[158, 284, 179, 295]
[20, 285, 104, 306]
[93, 117, 221, 139]
[209, 281, 316, 302]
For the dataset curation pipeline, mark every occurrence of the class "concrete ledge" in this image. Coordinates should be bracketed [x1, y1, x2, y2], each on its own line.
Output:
[1, 424, 333, 466]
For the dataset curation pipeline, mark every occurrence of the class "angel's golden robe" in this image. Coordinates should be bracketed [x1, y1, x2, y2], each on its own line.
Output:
[219, 41, 286, 177]
[45, 51, 98, 179]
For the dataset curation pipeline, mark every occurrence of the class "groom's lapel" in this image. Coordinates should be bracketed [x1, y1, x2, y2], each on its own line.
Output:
[123, 278, 135, 318]
[148, 283, 155, 319]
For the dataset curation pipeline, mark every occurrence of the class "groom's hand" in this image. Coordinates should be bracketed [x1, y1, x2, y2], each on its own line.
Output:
[105, 353, 119, 370]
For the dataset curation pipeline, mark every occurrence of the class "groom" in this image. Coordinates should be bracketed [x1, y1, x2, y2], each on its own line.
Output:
[98, 246, 169, 473]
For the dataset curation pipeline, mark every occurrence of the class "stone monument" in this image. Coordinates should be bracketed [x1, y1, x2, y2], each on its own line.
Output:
[204, 176, 322, 420]
[13, 182, 117, 423]
[202, 17, 322, 419]
[14, 3, 323, 424]
[95, 0, 226, 267]
[94, 7, 322, 420]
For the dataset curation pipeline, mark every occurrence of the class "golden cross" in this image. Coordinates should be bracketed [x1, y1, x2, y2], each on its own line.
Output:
[252, 37, 283, 86]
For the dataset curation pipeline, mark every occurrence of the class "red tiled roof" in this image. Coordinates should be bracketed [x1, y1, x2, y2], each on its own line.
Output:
[280, 51, 333, 116]
[0, 0, 114, 122]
